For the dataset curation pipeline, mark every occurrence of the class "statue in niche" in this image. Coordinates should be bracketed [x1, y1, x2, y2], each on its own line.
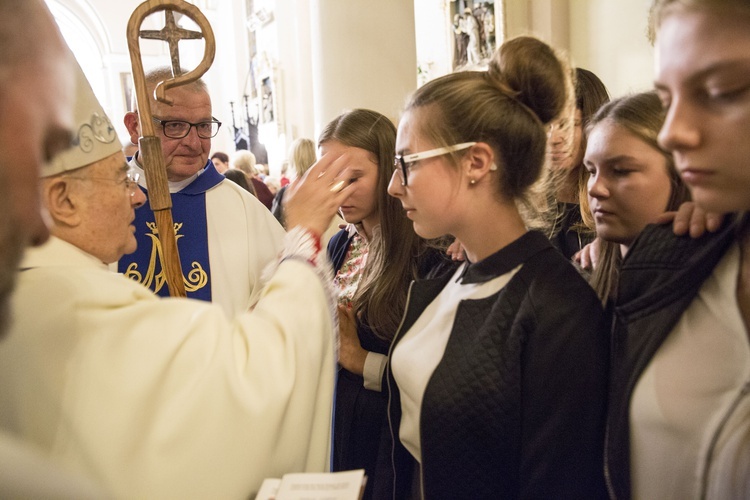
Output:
[462, 8, 482, 65]
[480, 2, 495, 58]
[472, 3, 486, 58]
[261, 77, 273, 123]
[453, 13, 469, 68]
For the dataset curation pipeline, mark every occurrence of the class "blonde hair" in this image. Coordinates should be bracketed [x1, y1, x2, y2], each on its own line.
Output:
[232, 150, 257, 176]
[288, 138, 316, 178]
[582, 91, 690, 302]
[648, 0, 750, 43]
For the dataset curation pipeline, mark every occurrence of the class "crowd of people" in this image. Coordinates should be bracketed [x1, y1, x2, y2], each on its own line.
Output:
[1, 0, 749, 498]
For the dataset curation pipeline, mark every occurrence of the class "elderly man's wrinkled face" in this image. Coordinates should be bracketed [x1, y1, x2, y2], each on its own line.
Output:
[0, 15, 75, 334]
[68, 153, 147, 264]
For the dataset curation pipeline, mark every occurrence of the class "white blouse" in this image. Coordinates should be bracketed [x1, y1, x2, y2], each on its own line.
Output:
[630, 243, 750, 499]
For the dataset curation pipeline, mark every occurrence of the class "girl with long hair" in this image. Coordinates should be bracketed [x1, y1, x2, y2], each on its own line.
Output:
[322, 109, 449, 499]
[582, 91, 690, 303]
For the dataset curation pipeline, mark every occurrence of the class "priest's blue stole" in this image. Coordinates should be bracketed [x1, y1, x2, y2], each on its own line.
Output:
[118, 162, 224, 302]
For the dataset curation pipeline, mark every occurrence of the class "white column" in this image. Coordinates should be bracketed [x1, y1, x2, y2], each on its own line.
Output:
[276, 0, 316, 141]
[502, 0, 570, 52]
[309, 0, 417, 134]
[530, 0, 570, 52]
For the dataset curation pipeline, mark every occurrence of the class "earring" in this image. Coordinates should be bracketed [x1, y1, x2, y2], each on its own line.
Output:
[470, 179, 476, 185]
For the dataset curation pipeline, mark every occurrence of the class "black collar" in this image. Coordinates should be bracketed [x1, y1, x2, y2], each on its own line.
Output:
[457, 230, 552, 285]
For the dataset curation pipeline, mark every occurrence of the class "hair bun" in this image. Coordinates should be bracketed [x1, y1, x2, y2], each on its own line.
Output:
[488, 36, 568, 124]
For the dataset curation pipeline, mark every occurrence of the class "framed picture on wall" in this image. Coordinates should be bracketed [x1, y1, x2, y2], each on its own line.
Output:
[260, 76, 274, 123]
[252, 51, 283, 134]
[452, 0, 497, 69]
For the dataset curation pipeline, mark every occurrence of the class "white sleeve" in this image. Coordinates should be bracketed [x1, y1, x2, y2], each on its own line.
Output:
[362, 352, 388, 392]
[4, 230, 336, 499]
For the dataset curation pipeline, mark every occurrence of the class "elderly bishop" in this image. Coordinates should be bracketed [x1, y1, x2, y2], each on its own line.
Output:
[0, 63, 351, 499]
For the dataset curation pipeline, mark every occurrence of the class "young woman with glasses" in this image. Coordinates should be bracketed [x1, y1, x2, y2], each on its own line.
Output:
[385, 36, 608, 498]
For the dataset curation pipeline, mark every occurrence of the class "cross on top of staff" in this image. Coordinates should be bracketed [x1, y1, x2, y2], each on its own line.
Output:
[140, 10, 202, 75]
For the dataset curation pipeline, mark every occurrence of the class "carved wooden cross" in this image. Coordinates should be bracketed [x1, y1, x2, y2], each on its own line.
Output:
[127, 0, 216, 298]
[140, 10, 203, 75]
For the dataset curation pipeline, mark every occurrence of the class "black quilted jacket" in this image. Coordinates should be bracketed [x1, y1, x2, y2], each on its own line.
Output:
[386, 231, 609, 499]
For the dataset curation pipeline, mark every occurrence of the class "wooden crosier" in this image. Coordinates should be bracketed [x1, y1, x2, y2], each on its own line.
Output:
[126, 0, 216, 297]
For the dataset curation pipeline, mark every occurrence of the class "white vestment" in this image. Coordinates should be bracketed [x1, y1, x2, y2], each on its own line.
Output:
[0, 431, 107, 499]
[121, 158, 286, 318]
[202, 178, 285, 314]
[0, 236, 335, 499]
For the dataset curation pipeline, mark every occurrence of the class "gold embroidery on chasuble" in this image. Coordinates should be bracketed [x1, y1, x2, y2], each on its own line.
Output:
[123, 221, 208, 293]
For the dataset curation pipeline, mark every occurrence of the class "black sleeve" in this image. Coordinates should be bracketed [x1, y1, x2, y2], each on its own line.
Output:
[518, 259, 609, 499]
[271, 186, 286, 225]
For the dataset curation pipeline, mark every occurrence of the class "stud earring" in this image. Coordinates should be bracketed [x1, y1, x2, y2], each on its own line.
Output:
[470, 179, 476, 185]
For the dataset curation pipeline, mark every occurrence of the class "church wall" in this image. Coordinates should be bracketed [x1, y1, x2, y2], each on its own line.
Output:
[275, 0, 316, 145]
[203, 0, 254, 160]
[308, 0, 417, 135]
[567, 0, 655, 96]
[499, 0, 654, 97]
[51, 0, 656, 175]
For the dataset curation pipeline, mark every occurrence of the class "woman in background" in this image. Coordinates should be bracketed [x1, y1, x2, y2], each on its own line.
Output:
[210, 151, 230, 173]
[223, 168, 256, 196]
[272, 138, 316, 225]
[233, 150, 274, 210]
[582, 91, 689, 303]
[547, 67, 610, 259]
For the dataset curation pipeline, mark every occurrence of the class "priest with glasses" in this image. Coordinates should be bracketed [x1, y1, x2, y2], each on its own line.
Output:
[121, 67, 285, 317]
